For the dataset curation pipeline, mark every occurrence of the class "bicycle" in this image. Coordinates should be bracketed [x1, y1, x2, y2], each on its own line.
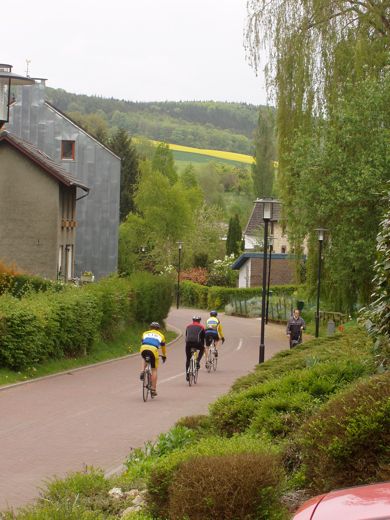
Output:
[206, 339, 218, 373]
[142, 355, 154, 401]
[187, 348, 199, 387]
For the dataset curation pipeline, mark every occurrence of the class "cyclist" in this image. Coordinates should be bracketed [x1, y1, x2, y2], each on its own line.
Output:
[286, 309, 306, 348]
[185, 316, 205, 381]
[204, 310, 225, 366]
[140, 322, 166, 397]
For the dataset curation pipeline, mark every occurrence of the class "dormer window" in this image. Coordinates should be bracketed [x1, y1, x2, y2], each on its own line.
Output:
[61, 140, 75, 160]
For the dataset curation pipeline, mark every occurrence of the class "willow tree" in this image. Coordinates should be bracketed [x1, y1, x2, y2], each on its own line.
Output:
[246, 0, 390, 309]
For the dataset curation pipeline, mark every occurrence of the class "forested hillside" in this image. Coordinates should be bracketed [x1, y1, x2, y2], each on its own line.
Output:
[45, 87, 261, 154]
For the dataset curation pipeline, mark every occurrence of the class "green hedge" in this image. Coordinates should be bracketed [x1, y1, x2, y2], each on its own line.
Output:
[0, 274, 174, 370]
[180, 281, 301, 310]
[296, 372, 390, 492]
[0, 272, 62, 298]
[208, 328, 375, 439]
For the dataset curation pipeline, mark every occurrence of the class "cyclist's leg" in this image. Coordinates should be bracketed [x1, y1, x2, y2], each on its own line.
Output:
[151, 350, 159, 393]
[185, 343, 192, 379]
[197, 345, 205, 366]
[151, 368, 157, 392]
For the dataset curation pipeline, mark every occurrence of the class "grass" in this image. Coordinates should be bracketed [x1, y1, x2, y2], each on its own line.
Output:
[0, 326, 177, 387]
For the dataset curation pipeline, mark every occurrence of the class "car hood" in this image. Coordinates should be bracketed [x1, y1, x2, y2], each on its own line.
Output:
[293, 482, 390, 519]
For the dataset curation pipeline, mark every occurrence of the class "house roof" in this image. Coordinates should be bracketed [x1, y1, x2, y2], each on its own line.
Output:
[244, 198, 283, 236]
[0, 131, 89, 192]
[231, 252, 292, 270]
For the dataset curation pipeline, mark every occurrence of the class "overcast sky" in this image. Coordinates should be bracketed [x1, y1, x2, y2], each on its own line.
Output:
[4, 0, 267, 105]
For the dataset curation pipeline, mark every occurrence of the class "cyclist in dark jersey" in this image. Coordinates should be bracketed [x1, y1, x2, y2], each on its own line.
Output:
[185, 316, 205, 381]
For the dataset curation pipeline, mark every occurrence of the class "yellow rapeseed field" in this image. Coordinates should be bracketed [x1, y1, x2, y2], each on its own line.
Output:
[166, 142, 254, 164]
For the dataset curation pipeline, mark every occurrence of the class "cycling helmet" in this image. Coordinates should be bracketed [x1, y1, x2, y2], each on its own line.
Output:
[192, 316, 201, 322]
[150, 322, 161, 330]
[210, 310, 218, 317]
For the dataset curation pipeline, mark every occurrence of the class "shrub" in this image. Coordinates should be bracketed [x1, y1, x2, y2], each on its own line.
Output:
[231, 328, 374, 393]
[296, 373, 390, 493]
[85, 277, 134, 339]
[168, 452, 287, 520]
[175, 414, 213, 435]
[147, 435, 275, 518]
[129, 272, 173, 324]
[179, 281, 301, 310]
[180, 267, 208, 285]
[180, 280, 209, 308]
[0, 295, 48, 369]
[0, 274, 173, 370]
[209, 351, 372, 438]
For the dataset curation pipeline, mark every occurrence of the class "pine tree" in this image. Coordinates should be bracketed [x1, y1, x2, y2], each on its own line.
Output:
[109, 128, 140, 222]
[226, 214, 242, 256]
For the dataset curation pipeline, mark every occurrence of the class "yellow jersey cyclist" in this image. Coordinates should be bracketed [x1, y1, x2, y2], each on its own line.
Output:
[204, 310, 225, 366]
[140, 322, 166, 397]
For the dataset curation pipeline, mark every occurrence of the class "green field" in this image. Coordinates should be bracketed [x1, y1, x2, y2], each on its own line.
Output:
[172, 149, 251, 167]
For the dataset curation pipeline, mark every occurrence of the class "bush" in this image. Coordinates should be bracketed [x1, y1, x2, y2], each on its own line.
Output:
[180, 280, 209, 308]
[168, 452, 287, 520]
[231, 328, 373, 393]
[297, 372, 390, 493]
[129, 272, 173, 324]
[179, 281, 301, 310]
[0, 274, 173, 370]
[147, 435, 276, 518]
[0, 295, 48, 369]
[209, 333, 373, 439]
[85, 277, 134, 339]
[0, 272, 61, 298]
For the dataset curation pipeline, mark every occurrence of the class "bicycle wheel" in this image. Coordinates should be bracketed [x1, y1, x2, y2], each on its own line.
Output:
[206, 349, 212, 373]
[187, 359, 193, 387]
[142, 369, 150, 401]
[212, 349, 218, 372]
[193, 360, 199, 384]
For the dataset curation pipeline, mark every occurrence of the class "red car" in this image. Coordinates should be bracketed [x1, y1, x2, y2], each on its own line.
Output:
[293, 482, 390, 519]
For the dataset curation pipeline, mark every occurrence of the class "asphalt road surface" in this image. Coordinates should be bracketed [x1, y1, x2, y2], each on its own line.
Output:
[0, 308, 289, 511]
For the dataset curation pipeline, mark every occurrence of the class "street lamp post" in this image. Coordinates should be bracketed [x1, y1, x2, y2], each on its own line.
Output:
[315, 228, 327, 338]
[176, 241, 183, 309]
[265, 235, 274, 324]
[259, 199, 274, 363]
[0, 64, 34, 129]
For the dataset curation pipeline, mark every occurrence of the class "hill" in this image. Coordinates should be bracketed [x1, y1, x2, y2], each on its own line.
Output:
[45, 87, 262, 154]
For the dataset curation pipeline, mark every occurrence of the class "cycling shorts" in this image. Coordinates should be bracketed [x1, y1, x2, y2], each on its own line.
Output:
[205, 329, 219, 346]
[140, 345, 159, 368]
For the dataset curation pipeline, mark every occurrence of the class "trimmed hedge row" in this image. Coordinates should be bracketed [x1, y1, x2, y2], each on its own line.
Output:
[180, 281, 302, 310]
[0, 273, 174, 370]
[0, 272, 61, 298]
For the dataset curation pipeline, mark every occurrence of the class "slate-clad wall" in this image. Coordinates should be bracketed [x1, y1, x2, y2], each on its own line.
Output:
[7, 82, 120, 279]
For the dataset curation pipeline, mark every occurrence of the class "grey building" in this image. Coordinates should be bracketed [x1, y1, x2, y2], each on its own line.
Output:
[6, 79, 121, 279]
[0, 131, 89, 280]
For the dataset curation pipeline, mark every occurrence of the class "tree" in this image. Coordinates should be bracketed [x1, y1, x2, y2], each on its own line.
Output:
[252, 107, 276, 197]
[109, 128, 140, 221]
[360, 186, 390, 367]
[245, 0, 390, 310]
[226, 214, 243, 257]
[152, 142, 178, 185]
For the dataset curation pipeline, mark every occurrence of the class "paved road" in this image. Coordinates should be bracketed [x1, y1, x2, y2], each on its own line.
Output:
[0, 308, 288, 511]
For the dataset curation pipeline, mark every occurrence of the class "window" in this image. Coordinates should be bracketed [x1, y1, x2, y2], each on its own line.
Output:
[281, 245, 287, 254]
[65, 245, 73, 281]
[58, 246, 63, 278]
[61, 140, 75, 160]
